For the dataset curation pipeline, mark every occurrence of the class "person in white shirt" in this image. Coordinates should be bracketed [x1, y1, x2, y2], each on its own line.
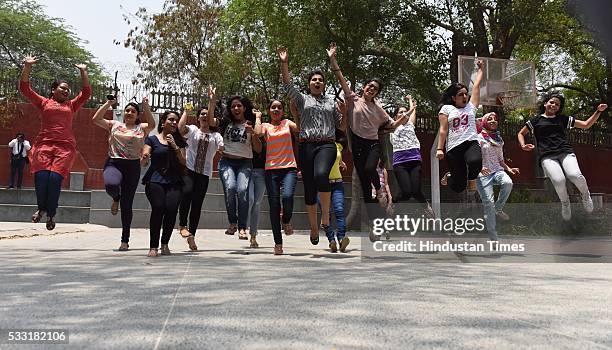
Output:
[8, 133, 31, 189]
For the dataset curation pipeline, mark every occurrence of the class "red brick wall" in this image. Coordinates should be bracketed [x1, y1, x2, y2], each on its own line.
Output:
[2, 102, 612, 193]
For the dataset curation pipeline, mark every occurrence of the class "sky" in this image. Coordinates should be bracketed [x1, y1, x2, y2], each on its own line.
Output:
[33, 0, 164, 83]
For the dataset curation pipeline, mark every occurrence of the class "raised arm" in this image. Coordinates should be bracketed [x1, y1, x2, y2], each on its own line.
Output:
[254, 109, 263, 135]
[574, 104, 608, 129]
[19, 56, 45, 107]
[387, 96, 417, 130]
[470, 59, 485, 108]
[206, 85, 219, 128]
[141, 96, 156, 134]
[436, 113, 449, 160]
[327, 43, 351, 97]
[92, 99, 114, 130]
[72, 64, 92, 110]
[278, 47, 290, 85]
[178, 109, 190, 137]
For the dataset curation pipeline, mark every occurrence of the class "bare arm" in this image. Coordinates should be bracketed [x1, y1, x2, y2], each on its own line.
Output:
[141, 144, 152, 167]
[470, 59, 485, 108]
[92, 100, 114, 130]
[254, 109, 263, 135]
[178, 109, 190, 136]
[72, 64, 92, 110]
[19, 56, 45, 107]
[278, 47, 290, 85]
[436, 114, 449, 159]
[574, 104, 608, 129]
[206, 85, 219, 127]
[140, 96, 156, 134]
[290, 100, 300, 132]
[248, 124, 262, 153]
[327, 43, 351, 97]
[517, 126, 534, 151]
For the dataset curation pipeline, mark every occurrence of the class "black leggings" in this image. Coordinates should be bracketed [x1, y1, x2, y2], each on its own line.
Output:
[178, 169, 210, 236]
[393, 160, 427, 203]
[145, 182, 182, 249]
[103, 158, 141, 243]
[351, 131, 382, 202]
[298, 142, 336, 205]
[445, 140, 482, 193]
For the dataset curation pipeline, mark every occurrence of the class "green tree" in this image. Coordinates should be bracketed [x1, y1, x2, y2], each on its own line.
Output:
[0, 0, 104, 83]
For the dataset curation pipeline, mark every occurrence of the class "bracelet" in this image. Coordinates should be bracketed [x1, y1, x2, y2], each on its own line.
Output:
[437, 148, 443, 151]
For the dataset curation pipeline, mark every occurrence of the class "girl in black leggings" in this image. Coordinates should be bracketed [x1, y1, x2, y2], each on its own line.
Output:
[141, 111, 186, 257]
[436, 60, 484, 193]
[390, 96, 433, 217]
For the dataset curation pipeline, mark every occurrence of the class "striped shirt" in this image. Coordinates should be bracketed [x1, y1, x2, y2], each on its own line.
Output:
[261, 119, 297, 170]
[284, 83, 341, 141]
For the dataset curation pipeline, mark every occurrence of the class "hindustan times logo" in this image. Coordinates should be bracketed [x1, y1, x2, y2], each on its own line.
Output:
[372, 215, 485, 236]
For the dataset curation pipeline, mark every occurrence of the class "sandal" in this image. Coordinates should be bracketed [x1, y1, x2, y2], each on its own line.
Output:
[147, 248, 158, 257]
[46, 216, 56, 231]
[225, 224, 237, 235]
[274, 244, 283, 255]
[249, 236, 259, 248]
[238, 229, 248, 240]
[118, 242, 129, 251]
[179, 226, 191, 238]
[31, 210, 45, 223]
[110, 200, 119, 215]
[160, 244, 171, 256]
[441, 172, 451, 186]
[186, 236, 198, 251]
[283, 223, 294, 236]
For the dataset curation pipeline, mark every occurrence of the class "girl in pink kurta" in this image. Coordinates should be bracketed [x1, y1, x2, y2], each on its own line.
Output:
[19, 56, 91, 230]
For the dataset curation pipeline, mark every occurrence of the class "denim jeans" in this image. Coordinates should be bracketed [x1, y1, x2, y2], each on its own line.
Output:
[247, 168, 266, 236]
[218, 157, 252, 230]
[318, 181, 346, 243]
[34, 170, 63, 217]
[265, 168, 297, 244]
[476, 170, 513, 240]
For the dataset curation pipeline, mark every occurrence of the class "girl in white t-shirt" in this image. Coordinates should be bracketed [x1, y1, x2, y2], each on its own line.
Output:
[177, 100, 224, 251]
[436, 60, 484, 193]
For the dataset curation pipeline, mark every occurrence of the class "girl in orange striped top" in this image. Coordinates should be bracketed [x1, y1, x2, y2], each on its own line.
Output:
[255, 99, 299, 255]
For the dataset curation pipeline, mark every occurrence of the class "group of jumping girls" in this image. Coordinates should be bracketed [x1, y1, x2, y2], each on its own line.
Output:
[18, 45, 607, 255]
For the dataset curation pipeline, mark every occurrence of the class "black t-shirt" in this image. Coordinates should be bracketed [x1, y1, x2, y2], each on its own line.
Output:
[526, 114, 575, 164]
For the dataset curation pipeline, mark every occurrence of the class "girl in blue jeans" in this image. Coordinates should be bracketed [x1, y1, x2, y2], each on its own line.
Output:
[476, 112, 519, 241]
[319, 130, 349, 253]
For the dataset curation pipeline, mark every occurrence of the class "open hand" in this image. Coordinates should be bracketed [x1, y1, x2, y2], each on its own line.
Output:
[75, 63, 88, 71]
[508, 167, 520, 175]
[207, 85, 216, 100]
[327, 42, 337, 60]
[23, 56, 39, 66]
[277, 47, 288, 63]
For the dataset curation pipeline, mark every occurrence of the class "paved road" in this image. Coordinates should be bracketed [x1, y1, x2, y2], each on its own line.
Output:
[1, 222, 611, 349]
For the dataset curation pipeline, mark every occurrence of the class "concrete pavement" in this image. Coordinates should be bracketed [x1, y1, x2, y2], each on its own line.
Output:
[1, 222, 611, 349]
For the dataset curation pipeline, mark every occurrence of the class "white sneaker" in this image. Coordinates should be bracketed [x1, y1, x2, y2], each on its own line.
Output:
[582, 195, 594, 213]
[561, 201, 572, 221]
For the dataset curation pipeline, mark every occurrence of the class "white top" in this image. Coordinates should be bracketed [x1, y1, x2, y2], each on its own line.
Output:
[390, 121, 420, 152]
[477, 134, 505, 175]
[439, 102, 479, 151]
[185, 125, 223, 176]
[222, 122, 253, 159]
[8, 139, 31, 157]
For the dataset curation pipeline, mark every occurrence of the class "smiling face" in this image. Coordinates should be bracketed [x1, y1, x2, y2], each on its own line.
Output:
[363, 80, 380, 101]
[309, 74, 325, 96]
[197, 108, 209, 129]
[395, 106, 408, 121]
[452, 88, 469, 108]
[269, 100, 284, 122]
[483, 113, 498, 131]
[544, 97, 561, 115]
[52, 83, 71, 103]
[163, 112, 179, 133]
[123, 105, 139, 125]
[230, 99, 245, 121]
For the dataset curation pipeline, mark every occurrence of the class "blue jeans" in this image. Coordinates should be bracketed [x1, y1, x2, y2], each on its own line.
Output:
[218, 158, 252, 230]
[476, 170, 513, 240]
[265, 168, 297, 244]
[248, 168, 266, 236]
[318, 181, 346, 243]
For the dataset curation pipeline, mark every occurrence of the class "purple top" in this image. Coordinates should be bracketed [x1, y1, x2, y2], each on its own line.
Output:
[393, 148, 421, 165]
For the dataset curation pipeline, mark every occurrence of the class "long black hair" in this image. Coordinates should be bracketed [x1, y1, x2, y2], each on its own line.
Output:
[219, 95, 255, 135]
[438, 83, 468, 111]
[158, 110, 187, 148]
[538, 91, 566, 115]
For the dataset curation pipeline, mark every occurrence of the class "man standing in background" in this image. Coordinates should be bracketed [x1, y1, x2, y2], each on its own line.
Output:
[8, 133, 31, 189]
